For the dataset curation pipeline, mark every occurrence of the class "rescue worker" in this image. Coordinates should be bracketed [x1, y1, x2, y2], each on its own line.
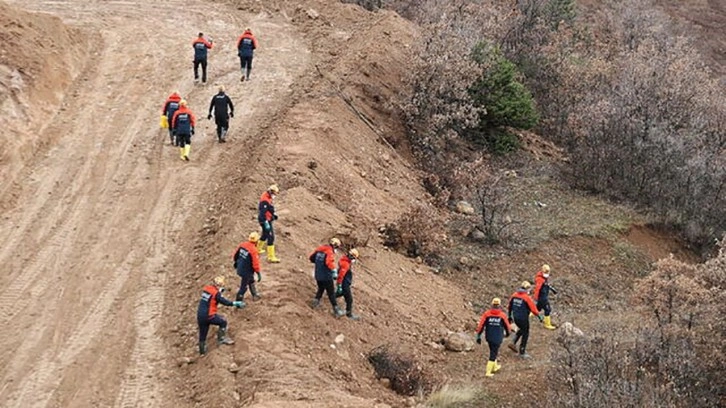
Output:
[161, 90, 182, 145]
[336, 248, 360, 320]
[507, 281, 542, 359]
[233, 232, 262, 302]
[475, 297, 511, 377]
[309, 237, 345, 317]
[207, 85, 234, 143]
[236, 28, 258, 82]
[258, 184, 280, 263]
[534, 264, 558, 330]
[171, 99, 196, 161]
[196, 276, 244, 355]
[192, 32, 213, 83]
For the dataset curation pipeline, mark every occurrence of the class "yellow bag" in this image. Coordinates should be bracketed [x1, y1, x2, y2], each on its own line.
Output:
[160, 114, 169, 129]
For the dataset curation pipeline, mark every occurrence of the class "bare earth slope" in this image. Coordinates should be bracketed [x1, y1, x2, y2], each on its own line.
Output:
[0, 0, 308, 406]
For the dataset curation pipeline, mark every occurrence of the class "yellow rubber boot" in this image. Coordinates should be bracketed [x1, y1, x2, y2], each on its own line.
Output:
[183, 145, 191, 161]
[485, 361, 494, 377]
[543, 315, 557, 330]
[493, 360, 502, 373]
[256, 240, 266, 254]
[179, 147, 185, 160]
[266, 245, 280, 263]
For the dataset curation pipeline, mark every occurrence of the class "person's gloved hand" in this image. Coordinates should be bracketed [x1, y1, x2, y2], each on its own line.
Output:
[336, 284, 343, 296]
[232, 301, 245, 308]
[233, 261, 237, 269]
[191, 128, 195, 136]
[476, 334, 482, 345]
[505, 331, 511, 338]
[537, 314, 544, 323]
[273, 214, 278, 221]
[207, 114, 212, 120]
[508, 317, 513, 324]
[230, 112, 234, 118]
[332, 269, 338, 280]
[256, 272, 262, 283]
[263, 221, 271, 231]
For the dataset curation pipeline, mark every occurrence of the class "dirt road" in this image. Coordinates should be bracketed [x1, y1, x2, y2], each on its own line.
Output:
[0, 1, 308, 406]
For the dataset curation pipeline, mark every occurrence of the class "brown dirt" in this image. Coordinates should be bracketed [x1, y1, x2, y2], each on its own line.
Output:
[0, 0, 711, 407]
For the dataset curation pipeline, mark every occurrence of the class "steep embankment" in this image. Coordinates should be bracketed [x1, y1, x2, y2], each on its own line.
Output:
[0, 1, 91, 204]
[163, 1, 476, 407]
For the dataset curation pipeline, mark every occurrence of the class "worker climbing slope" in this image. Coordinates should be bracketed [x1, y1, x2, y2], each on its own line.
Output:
[507, 281, 542, 359]
[171, 99, 196, 161]
[236, 28, 258, 82]
[258, 184, 280, 263]
[161, 90, 182, 145]
[336, 248, 360, 320]
[196, 276, 244, 355]
[207, 85, 234, 143]
[309, 237, 345, 317]
[233, 232, 262, 302]
[192, 32, 213, 83]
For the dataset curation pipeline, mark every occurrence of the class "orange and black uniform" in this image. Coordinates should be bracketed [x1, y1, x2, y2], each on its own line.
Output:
[258, 191, 276, 245]
[310, 244, 337, 307]
[197, 284, 234, 343]
[233, 241, 261, 301]
[508, 289, 539, 355]
[336, 254, 355, 315]
[162, 92, 182, 143]
[192, 36, 213, 83]
[476, 307, 511, 362]
[534, 270, 557, 317]
[236, 30, 258, 80]
[171, 105, 196, 147]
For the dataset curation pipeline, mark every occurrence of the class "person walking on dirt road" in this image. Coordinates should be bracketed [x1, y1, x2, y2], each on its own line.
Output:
[192, 32, 213, 83]
[207, 85, 235, 143]
[197, 276, 244, 355]
[233, 232, 262, 302]
[534, 264, 558, 330]
[171, 99, 196, 161]
[258, 184, 280, 263]
[236, 28, 258, 82]
[336, 248, 361, 320]
[161, 90, 182, 145]
[309, 237, 345, 317]
[476, 297, 512, 378]
[507, 281, 542, 359]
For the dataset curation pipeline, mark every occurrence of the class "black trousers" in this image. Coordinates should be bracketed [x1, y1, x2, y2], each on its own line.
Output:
[336, 281, 353, 313]
[315, 279, 337, 307]
[194, 58, 208, 82]
[198, 314, 226, 342]
[240, 55, 253, 78]
[260, 221, 275, 245]
[175, 133, 191, 147]
[537, 299, 552, 316]
[487, 341, 501, 362]
[512, 317, 530, 354]
[237, 273, 254, 300]
[214, 115, 229, 138]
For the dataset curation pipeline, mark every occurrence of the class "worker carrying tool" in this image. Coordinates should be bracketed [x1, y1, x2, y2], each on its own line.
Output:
[196, 276, 244, 355]
[475, 297, 512, 377]
[258, 184, 280, 263]
[309, 237, 345, 317]
[233, 232, 262, 302]
[534, 264, 558, 330]
[507, 281, 542, 358]
[336, 248, 360, 320]
[161, 90, 182, 145]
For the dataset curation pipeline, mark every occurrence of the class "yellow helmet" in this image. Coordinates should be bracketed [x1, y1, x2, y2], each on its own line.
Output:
[269, 184, 280, 194]
[218, 84, 225, 92]
[349, 248, 360, 259]
[213, 276, 226, 286]
[542, 264, 551, 273]
[492, 297, 501, 306]
[180, 99, 188, 107]
[330, 237, 341, 248]
[521, 281, 531, 289]
[249, 232, 260, 243]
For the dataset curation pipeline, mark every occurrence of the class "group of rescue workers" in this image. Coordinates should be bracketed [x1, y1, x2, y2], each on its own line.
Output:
[475, 264, 558, 377]
[175, 28, 562, 380]
[195, 184, 362, 356]
[159, 28, 259, 161]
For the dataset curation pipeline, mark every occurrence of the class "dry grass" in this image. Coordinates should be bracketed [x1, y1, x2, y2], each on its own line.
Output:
[425, 384, 479, 408]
